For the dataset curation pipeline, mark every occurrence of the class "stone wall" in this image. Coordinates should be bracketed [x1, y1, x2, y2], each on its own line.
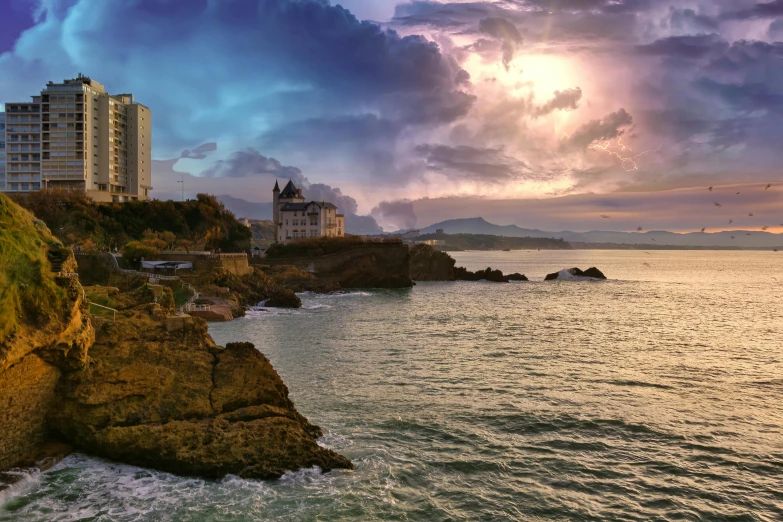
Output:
[153, 253, 252, 277]
[0, 354, 61, 469]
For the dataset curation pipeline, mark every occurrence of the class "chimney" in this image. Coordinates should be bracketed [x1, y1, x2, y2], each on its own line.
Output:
[297, 188, 302, 197]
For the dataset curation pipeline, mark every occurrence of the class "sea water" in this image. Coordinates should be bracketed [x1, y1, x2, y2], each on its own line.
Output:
[2, 251, 782, 521]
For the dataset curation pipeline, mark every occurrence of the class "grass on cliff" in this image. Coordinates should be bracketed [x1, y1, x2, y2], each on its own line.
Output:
[0, 194, 68, 340]
[265, 235, 402, 259]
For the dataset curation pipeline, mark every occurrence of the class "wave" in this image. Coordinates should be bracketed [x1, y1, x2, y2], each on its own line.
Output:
[297, 291, 372, 298]
[0, 469, 40, 508]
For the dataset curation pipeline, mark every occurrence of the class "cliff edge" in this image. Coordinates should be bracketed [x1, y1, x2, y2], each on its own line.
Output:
[0, 194, 351, 479]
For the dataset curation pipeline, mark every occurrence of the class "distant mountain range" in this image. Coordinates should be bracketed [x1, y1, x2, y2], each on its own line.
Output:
[418, 217, 783, 249]
[217, 195, 272, 220]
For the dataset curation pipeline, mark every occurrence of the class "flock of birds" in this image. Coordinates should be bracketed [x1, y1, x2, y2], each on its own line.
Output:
[599, 183, 778, 245]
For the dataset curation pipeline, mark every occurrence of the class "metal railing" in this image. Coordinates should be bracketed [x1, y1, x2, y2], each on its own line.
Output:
[88, 301, 118, 323]
[178, 283, 199, 315]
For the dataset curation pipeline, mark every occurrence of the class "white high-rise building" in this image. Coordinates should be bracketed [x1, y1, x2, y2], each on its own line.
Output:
[1, 74, 152, 202]
[0, 113, 5, 192]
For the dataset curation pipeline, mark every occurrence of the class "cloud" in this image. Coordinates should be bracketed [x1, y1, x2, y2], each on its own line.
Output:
[303, 182, 383, 234]
[371, 200, 418, 230]
[636, 34, 728, 60]
[534, 87, 583, 118]
[720, 0, 783, 21]
[201, 148, 306, 182]
[415, 144, 532, 183]
[563, 109, 634, 149]
[180, 142, 218, 160]
[478, 17, 522, 70]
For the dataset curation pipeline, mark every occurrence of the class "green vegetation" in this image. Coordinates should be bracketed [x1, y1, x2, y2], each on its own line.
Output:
[0, 194, 69, 340]
[264, 235, 402, 259]
[11, 191, 251, 254]
[249, 220, 276, 251]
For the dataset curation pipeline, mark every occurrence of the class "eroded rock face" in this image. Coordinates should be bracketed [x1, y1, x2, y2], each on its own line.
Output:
[265, 288, 302, 309]
[48, 311, 351, 479]
[410, 244, 456, 281]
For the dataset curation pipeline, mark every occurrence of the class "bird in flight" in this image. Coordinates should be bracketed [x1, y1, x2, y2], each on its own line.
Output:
[714, 202, 722, 207]
[746, 233, 752, 236]
[651, 238, 656, 242]
[728, 219, 733, 224]
[708, 186, 713, 192]
[600, 214, 611, 219]
[765, 183, 772, 190]
[762, 225, 769, 231]
[736, 192, 741, 195]
[637, 226, 643, 231]
[749, 212, 754, 217]
[700, 227, 706, 233]
[731, 236, 736, 239]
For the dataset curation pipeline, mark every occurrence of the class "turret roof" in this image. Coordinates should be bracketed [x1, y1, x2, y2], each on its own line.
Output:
[279, 180, 300, 199]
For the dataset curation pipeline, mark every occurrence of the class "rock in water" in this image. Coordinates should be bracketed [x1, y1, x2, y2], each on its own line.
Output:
[454, 266, 528, 283]
[48, 313, 352, 479]
[265, 288, 302, 308]
[581, 267, 607, 279]
[410, 244, 456, 281]
[545, 267, 606, 280]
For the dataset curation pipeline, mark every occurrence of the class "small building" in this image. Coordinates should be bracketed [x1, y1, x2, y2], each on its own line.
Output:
[272, 180, 345, 243]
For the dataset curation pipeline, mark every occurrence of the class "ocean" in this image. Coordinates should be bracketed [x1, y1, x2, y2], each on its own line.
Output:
[2, 251, 782, 521]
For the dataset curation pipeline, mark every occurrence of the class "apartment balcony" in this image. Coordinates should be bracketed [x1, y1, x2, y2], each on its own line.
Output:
[326, 221, 337, 228]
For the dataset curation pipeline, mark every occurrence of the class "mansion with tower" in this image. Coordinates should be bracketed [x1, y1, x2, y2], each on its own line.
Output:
[273, 180, 345, 243]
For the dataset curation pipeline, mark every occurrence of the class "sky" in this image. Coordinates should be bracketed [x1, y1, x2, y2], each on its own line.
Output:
[1, 0, 782, 233]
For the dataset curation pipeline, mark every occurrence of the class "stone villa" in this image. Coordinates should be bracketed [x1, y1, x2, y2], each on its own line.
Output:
[273, 180, 345, 243]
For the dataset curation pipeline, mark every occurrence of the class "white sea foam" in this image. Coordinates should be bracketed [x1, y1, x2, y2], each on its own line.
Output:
[0, 469, 40, 508]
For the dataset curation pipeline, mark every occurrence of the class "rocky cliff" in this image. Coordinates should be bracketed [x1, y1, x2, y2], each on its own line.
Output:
[0, 194, 351, 479]
[49, 308, 350, 479]
[410, 243, 456, 281]
[0, 194, 94, 470]
[410, 244, 527, 282]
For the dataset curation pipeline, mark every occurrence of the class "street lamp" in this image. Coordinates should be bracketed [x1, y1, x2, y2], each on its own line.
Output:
[177, 174, 184, 202]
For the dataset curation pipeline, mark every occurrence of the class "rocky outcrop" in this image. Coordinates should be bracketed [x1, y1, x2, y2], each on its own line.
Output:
[454, 267, 529, 283]
[265, 288, 302, 309]
[410, 245, 528, 283]
[0, 194, 94, 470]
[264, 244, 413, 289]
[545, 267, 607, 280]
[410, 244, 456, 281]
[48, 310, 351, 479]
[1, 194, 352, 480]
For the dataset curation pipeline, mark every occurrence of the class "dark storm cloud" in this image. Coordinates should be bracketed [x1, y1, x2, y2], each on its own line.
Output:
[636, 34, 728, 60]
[201, 148, 306, 183]
[371, 200, 418, 230]
[415, 144, 532, 183]
[534, 87, 583, 118]
[720, 0, 783, 21]
[697, 78, 783, 112]
[563, 109, 634, 149]
[386, 89, 477, 125]
[393, 0, 652, 44]
[303, 183, 383, 234]
[478, 17, 523, 70]
[668, 8, 720, 32]
[180, 142, 218, 160]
